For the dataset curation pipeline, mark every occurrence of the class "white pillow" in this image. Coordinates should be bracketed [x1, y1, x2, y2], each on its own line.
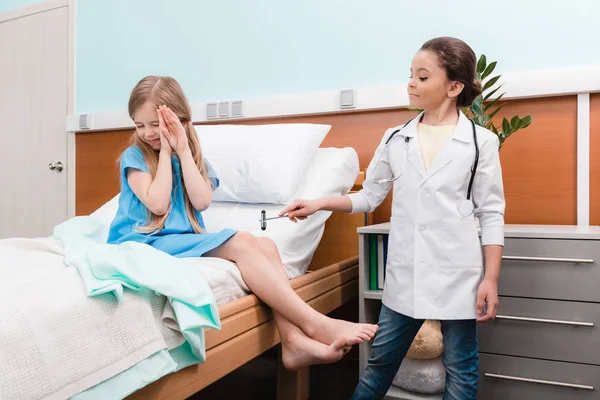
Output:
[202, 147, 359, 277]
[90, 194, 119, 227]
[196, 123, 331, 205]
[90, 147, 359, 278]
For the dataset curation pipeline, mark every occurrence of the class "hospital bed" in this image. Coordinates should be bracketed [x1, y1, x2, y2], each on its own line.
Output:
[0, 121, 374, 400]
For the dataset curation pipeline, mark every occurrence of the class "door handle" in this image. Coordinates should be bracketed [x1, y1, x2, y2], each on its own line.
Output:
[48, 161, 64, 172]
[496, 314, 594, 327]
[484, 373, 594, 390]
[502, 255, 593, 264]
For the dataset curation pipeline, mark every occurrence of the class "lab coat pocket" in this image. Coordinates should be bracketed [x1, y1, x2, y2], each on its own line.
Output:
[439, 220, 482, 268]
[387, 217, 405, 262]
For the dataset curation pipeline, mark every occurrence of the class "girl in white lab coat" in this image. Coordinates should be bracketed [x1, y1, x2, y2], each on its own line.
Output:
[280, 37, 505, 399]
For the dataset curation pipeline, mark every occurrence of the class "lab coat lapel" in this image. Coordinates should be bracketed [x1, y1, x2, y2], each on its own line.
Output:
[420, 111, 473, 186]
[402, 113, 426, 179]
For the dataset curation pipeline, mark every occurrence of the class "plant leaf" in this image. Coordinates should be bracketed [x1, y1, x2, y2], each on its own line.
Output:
[519, 115, 533, 128]
[510, 116, 520, 129]
[502, 118, 511, 135]
[483, 84, 504, 101]
[471, 95, 483, 113]
[487, 104, 505, 121]
[483, 75, 501, 93]
[481, 62, 497, 80]
[471, 102, 483, 117]
[477, 55, 487, 74]
[484, 93, 505, 112]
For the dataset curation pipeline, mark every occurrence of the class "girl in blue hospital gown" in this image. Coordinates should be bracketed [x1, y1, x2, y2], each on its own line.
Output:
[107, 145, 237, 257]
[107, 75, 378, 372]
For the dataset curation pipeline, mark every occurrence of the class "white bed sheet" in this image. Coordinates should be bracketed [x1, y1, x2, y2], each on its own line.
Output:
[0, 237, 180, 400]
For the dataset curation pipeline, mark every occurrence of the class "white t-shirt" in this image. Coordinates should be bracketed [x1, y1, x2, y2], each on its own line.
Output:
[417, 123, 456, 172]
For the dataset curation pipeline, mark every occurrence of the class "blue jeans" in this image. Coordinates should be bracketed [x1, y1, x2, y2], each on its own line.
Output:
[352, 304, 479, 400]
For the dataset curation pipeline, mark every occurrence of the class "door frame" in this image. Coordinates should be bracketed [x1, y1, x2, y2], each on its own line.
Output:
[0, 0, 75, 219]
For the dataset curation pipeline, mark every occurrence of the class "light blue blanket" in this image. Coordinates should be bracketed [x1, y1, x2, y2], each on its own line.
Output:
[52, 216, 221, 399]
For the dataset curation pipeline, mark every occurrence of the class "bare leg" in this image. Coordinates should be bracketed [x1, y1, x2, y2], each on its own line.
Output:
[255, 238, 351, 370]
[253, 237, 379, 347]
[205, 232, 378, 349]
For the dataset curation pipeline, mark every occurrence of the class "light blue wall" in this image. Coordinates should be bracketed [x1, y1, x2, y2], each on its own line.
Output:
[76, 0, 600, 114]
[0, 0, 49, 13]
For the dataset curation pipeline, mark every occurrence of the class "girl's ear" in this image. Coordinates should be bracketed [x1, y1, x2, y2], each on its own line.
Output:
[447, 81, 464, 100]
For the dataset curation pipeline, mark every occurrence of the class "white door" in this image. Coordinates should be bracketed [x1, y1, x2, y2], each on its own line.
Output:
[0, 5, 68, 238]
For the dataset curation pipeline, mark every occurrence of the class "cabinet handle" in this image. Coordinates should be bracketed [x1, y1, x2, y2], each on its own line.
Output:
[502, 255, 593, 264]
[484, 373, 594, 390]
[496, 314, 594, 327]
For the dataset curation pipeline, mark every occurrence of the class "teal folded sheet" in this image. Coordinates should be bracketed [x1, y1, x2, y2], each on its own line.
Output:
[52, 216, 221, 399]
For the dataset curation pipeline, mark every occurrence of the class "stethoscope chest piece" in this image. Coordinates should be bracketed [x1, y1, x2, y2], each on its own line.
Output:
[458, 199, 475, 217]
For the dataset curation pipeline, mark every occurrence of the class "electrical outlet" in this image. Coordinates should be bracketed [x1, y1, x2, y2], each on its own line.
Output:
[340, 89, 356, 109]
[79, 114, 92, 129]
[207, 103, 218, 119]
[218, 101, 230, 117]
[231, 100, 243, 117]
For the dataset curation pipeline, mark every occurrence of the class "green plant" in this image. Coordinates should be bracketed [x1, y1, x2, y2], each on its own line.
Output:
[465, 55, 533, 149]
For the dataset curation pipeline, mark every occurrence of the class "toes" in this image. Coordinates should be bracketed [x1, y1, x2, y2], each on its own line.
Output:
[360, 324, 378, 337]
[358, 333, 371, 342]
[363, 329, 375, 338]
[361, 328, 376, 339]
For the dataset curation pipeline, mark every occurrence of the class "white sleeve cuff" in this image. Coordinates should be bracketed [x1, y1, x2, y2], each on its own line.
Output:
[481, 225, 504, 246]
[347, 192, 371, 214]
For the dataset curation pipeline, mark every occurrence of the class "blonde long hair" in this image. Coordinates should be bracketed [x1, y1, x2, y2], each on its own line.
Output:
[127, 76, 208, 234]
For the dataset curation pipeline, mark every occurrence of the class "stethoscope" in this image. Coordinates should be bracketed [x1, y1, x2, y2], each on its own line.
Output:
[369, 118, 479, 217]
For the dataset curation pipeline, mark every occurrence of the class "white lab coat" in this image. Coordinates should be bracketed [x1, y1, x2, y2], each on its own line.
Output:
[349, 111, 505, 320]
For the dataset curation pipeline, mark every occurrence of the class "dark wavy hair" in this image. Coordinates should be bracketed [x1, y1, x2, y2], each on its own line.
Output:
[420, 37, 482, 107]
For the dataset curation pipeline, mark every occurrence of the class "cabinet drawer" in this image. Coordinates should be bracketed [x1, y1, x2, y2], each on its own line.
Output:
[478, 354, 600, 400]
[478, 297, 600, 365]
[499, 238, 600, 302]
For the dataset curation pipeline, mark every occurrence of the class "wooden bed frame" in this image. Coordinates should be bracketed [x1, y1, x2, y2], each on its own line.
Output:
[74, 96, 577, 399]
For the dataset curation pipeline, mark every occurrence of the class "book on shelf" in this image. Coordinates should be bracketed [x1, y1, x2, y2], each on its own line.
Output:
[368, 233, 388, 290]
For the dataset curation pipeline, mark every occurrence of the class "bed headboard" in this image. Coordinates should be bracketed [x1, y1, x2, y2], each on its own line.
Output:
[75, 95, 593, 267]
[74, 108, 416, 217]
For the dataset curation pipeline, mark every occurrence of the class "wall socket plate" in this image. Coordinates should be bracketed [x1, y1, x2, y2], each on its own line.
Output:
[218, 101, 230, 117]
[207, 103, 218, 119]
[231, 100, 244, 117]
[340, 89, 356, 109]
[206, 100, 244, 119]
[79, 113, 92, 129]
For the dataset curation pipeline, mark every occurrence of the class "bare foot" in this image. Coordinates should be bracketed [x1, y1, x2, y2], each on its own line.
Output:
[281, 335, 349, 371]
[307, 316, 378, 346]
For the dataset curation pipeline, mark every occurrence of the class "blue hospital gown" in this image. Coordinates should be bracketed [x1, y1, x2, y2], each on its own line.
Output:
[107, 146, 237, 257]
